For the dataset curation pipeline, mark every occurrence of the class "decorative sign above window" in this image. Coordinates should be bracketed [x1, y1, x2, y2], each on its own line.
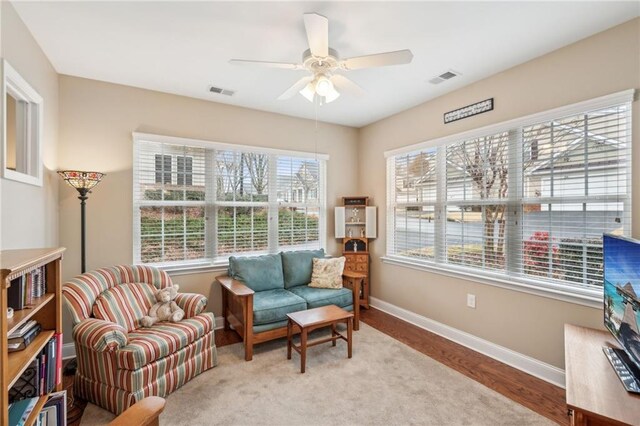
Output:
[444, 98, 494, 124]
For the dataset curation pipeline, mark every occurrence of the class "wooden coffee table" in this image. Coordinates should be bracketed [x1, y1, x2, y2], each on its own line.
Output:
[287, 305, 354, 373]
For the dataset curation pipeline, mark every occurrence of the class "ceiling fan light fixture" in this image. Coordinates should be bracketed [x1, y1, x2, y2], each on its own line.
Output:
[324, 86, 340, 103]
[300, 83, 316, 102]
[314, 75, 333, 96]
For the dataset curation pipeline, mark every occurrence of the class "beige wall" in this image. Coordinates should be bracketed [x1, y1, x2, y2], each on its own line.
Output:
[58, 76, 359, 339]
[358, 18, 640, 368]
[0, 2, 59, 250]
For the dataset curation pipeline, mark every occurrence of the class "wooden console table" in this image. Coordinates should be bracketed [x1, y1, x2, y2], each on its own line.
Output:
[565, 324, 640, 425]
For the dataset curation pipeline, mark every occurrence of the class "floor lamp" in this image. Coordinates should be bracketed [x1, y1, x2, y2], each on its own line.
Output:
[58, 170, 105, 273]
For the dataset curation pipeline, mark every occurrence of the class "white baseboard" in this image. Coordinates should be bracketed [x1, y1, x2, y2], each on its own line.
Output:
[62, 343, 76, 360]
[369, 296, 566, 388]
[62, 315, 225, 360]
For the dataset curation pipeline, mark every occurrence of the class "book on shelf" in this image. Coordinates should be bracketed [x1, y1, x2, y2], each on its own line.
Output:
[9, 334, 63, 404]
[31, 266, 46, 299]
[8, 323, 42, 353]
[45, 339, 56, 394]
[39, 405, 56, 426]
[9, 320, 39, 339]
[8, 276, 25, 310]
[7, 391, 67, 426]
[8, 396, 39, 426]
[43, 390, 66, 426]
[54, 333, 62, 386]
[7, 266, 47, 311]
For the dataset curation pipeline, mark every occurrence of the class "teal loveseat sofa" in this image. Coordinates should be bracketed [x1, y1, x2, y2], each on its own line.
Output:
[216, 250, 364, 361]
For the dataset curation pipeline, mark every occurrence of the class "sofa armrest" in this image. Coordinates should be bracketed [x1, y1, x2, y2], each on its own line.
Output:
[216, 275, 255, 297]
[73, 318, 129, 352]
[174, 293, 207, 318]
[342, 270, 366, 281]
[109, 396, 165, 426]
[342, 271, 362, 331]
[342, 271, 363, 296]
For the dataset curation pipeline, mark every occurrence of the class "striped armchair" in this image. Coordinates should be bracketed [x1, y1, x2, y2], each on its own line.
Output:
[63, 265, 218, 415]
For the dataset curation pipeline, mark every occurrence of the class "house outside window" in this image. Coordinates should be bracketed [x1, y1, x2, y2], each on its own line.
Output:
[134, 134, 327, 268]
[385, 91, 632, 301]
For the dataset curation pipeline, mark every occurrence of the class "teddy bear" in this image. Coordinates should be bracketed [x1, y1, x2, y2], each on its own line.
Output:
[141, 285, 185, 328]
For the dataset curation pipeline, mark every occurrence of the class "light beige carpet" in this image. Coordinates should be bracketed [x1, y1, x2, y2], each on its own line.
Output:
[81, 323, 553, 425]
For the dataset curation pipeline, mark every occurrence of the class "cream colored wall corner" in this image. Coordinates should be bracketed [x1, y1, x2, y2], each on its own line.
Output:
[57, 76, 359, 340]
[0, 2, 59, 250]
[357, 18, 640, 369]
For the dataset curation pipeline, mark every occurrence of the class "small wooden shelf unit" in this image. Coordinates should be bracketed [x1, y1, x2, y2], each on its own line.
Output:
[1, 247, 65, 426]
[336, 197, 376, 309]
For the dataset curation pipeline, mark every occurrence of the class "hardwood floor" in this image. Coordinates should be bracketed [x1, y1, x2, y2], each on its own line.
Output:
[64, 308, 568, 425]
[359, 308, 568, 425]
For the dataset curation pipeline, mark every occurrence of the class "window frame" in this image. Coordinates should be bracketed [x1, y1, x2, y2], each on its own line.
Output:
[384, 90, 634, 308]
[2, 59, 43, 187]
[133, 132, 328, 272]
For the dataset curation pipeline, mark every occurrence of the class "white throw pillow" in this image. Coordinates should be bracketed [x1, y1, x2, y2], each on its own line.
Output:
[308, 257, 346, 289]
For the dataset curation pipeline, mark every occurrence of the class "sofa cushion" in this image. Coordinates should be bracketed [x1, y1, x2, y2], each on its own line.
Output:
[252, 289, 307, 326]
[309, 257, 346, 289]
[116, 312, 215, 370]
[288, 285, 353, 309]
[281, 249, 325, 288]
[92, 282, 157, 332]
[229, 253, 284, 292]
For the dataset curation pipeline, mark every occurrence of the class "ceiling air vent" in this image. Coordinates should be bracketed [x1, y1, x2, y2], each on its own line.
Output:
[428, 70, 461, 85]
[209, 85, 235, 96]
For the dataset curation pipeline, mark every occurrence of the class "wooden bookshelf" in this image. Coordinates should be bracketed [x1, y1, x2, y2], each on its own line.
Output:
[8, 331, 56, 388]
[7, 294, 55, 337]
[1, 247, 65, 426]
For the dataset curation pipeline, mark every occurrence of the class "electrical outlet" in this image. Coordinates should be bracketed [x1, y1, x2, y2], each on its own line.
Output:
[467, 293, 476, 309]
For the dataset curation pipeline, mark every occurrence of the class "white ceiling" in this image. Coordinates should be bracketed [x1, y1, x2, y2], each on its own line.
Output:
[11, 1, 640, 128]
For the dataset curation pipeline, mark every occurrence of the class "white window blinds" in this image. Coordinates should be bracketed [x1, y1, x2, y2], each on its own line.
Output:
[386, 92, 632, 294]
[133, 135, 327, 267]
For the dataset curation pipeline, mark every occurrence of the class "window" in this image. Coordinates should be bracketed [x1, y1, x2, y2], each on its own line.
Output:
[154, 154, 171, 184]
[386, 91, 632, 299]
[177, 156, 193, 186]
[2, 60, 43, 186]
[134, 134, 326, 267]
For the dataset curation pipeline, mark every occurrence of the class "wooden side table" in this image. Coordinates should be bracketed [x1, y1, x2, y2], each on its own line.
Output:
[565, 324, 640, 425]
[287, 305, 354, 373]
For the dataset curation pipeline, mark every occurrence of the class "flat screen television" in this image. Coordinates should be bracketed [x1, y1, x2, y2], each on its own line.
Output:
[603, 233, 640, 393]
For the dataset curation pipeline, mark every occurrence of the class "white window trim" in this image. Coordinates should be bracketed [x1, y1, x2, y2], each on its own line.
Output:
[2, 60, 44, 187]
[133, 132, 330, 160]
[384, 89, 635, 158]
[384, 90, 634, 306]
[133, 132, 329, 273]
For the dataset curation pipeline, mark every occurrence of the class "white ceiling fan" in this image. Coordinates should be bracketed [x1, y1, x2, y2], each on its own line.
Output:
[229, 13, 414, 104]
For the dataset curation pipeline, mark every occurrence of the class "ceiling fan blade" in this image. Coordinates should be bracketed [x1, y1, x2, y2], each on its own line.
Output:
[303, 13, 329, 57]
[331, 75, 365, 97]
[229, 59, 301, 70]
[340, 49, 413, 70]
[277, 76, 314, 100]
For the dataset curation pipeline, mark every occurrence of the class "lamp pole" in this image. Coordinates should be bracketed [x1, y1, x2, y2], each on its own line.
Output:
[78, 188, 89, 273]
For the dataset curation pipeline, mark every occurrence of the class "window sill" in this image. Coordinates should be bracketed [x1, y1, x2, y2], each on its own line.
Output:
[156, 261, 229, 276]
[380, 256, 603, 309]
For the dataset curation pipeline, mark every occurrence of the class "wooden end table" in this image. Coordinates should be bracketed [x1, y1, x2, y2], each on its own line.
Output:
[287, 305, 354, 373]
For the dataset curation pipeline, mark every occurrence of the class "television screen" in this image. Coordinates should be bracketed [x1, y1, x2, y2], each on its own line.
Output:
[603, 234, 640, 371]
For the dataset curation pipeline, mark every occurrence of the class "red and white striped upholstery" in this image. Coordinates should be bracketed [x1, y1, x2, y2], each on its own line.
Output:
[63, 265, 218, 415]
[116, 314, 214, 370]
[92, 282, 157, 332]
